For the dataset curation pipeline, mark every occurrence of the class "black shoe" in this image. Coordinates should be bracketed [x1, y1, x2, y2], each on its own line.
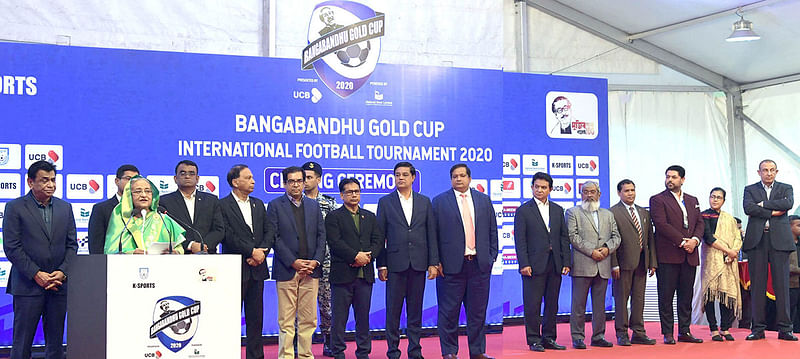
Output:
[528, 343, 545, 352]
[663, 335, 676, 345]
[630, 336, 656, 345]
[322, 333, 334, 357]
[745, 332, 765, 340]
[723, 333, 735, 341]
[617, 337, 631, 346]
[711, 334, 724, 342]
[677, 333, 703, 343]
[778, 332, 799, 341]
[573, 340, 586, 349]
[542, 339, 566, 350]
[591, 339, 614, 347]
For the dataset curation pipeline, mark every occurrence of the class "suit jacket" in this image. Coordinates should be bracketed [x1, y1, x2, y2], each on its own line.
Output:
[159, 190, 225, 253]
[610, 201, 657, 271]
[566, 206, 621, 279]
[325, 206, 384, 284]
[267, 195, 326, 281]
[432, 188, 498, 275]
[743, 181, 795, 252]
[649, 189, 704, 266]
[513, 199, 570, 275]
[2, 193, 78, 296]
[219, 193, 273, 281]
[87, 195, 118, 254]
[375, 191, 438, 272]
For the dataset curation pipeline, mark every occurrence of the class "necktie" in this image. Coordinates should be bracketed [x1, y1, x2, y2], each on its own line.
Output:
[630, 206, 643, 248]
[460, 194, 476, 251]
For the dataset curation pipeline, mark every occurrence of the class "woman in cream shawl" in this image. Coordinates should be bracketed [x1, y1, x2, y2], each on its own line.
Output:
[104, 176, 186, 254]
[700, 187, 742, 341]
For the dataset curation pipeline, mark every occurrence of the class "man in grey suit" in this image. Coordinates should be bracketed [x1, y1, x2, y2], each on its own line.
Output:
[610, 179, 657, 346]
[566, 181, 620, 349]
[743, 159, 798, 341]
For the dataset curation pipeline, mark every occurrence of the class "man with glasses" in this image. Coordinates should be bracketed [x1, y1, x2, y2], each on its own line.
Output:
[268, 166, 326, 359]
[88, 164, 138, 254]
[160, 160, 225, 253]
[326, 178, 383, 359]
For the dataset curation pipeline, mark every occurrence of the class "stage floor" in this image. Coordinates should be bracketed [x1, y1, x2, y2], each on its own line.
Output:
[255, 321, 797, 358]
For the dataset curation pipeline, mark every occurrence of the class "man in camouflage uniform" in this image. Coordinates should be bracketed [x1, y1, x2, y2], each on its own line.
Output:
[302, 161, 337, 357]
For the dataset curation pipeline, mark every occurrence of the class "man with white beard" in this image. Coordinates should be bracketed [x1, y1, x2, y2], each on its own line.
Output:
[566, 181, 621, 349]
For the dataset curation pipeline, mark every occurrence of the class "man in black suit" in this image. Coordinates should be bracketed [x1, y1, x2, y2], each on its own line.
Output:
[326, 178, 383, 359]
[743, 159, 798, 341]
[219, 164, 273, 359]
[159, 160, 224, 253]
[3, 160, 78, 359]
[432, 164, 498, 359]
[513, 172, 569, 352]
[87, 164, 138, 254]
[376, 162, 438, 359]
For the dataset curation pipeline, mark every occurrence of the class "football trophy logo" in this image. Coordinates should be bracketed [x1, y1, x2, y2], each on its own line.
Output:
[150, 296, 201, 353]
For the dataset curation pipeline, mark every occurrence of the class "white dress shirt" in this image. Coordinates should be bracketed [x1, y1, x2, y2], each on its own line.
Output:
[763, 181, 773, 229]
[454, 188, 476, 256]
[182, 189, 197, 223]
[533, 197, 550, 232]
[235, 193, 253, 232]
[398, 191, 413, 226]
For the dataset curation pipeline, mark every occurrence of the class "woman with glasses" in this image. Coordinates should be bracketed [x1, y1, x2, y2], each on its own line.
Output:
[104, 176, 185, 254]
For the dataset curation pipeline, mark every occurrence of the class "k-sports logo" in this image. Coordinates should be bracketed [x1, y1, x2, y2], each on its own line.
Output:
[302, 1, 385, 98]
[150, 296, 201, 353]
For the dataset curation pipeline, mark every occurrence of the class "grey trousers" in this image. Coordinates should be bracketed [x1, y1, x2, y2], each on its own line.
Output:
[571, 275, 609, 342]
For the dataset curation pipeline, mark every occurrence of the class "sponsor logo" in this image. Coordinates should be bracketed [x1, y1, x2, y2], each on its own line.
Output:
[0, 173, 21, 199]
[522, 154, 547, 175]
[549, 178, 574, 199]
[502, 252, 518, 266]
[501, 178, 520, 199]
[197, 176, 219, 197]
[264, 167, 419, 194]
[66, 174, 104, 200]
[0, 75, 37, 96]
[72, 203, 93, 229]
[146, 176, 177, 194]
[470, 179, 488, 194]
[293, 88, 323, 104]
[0, 148, 8, 166]
[502, 154, 520, 175]
[0, 202, 5, 229]
[198, 268, 215, 282]
[575, 155, 599, 176]
[151, 296, 201, 353]
[302, 1, 385, 98]
[0, 261, 11, 287]
[77, 232, 89, 255]
[489, 179, 503, 202]
[501, 201, 519, 223]
[549, 155, 573, 176]
[0, 144, 21, 169]
[139, 267, 150, 280]
[24, 144, 63, 169]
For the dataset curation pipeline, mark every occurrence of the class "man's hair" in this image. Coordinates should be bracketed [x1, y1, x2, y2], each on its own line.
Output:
[735, 217, 742, 224]
[28, 160, 56, 179]
[175, 160, 198, 174]
[665, 165, 685, 178]
[115, 164, 139, 179]
[581, 181, 600, 193]
[449, 163, 471, 177]
[617, 179, 635, 192]
[710, 187, 727, 200]
[338, 177, 361, 192]
[282, 166, 305, 183]
[759, 159, 777, 170]
[790, 215, 800, 223]
[394, 162, 416, 177]
[226, 164, 249, 186]
[532, 172, 553, 189]
[551, 96, 570, 113]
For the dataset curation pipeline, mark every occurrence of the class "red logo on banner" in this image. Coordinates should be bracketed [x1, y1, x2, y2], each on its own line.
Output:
[564, 182, 572, 193]
[502, 180, 515, 191]
[510, 158, 518, 169]
[590, 160, 597, 170]
[475, 184, 486, 193]
[88, 179, 100, 193]
[47, 150, 59, 162]
[205, 181, 216, 192]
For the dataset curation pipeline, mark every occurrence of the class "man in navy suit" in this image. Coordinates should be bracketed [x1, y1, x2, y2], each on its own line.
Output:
[743, 159, 798, 341]
[376, 162, 439, 359]
[432, 163, 498, 359]
[649, 165, 704, 344]
[159, 160, 225, 253]
[513, 172, 570, 352]
[87, 164, 138, 254]
[3, 160, 78, 359]
[267, 166, 326, 359]
[219, 164, 273, 359]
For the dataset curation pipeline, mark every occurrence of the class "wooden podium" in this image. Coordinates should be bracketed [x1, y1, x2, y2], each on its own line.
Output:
[67, 254, 241, 358]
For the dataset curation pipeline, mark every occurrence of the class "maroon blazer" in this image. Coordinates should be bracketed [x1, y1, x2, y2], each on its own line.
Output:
[648, 189, 704, 266]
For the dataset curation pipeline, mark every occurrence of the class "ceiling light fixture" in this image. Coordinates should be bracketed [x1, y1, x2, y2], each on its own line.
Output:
[726, 8, 761, 42]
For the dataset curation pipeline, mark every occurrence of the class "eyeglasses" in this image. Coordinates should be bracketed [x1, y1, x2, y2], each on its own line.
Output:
[132, 189, 153, 195]
[343, 190, 361, 196]
[178, 171, 197, 177]
[286, 179, 304, 186]
[710, 195, 724, 200]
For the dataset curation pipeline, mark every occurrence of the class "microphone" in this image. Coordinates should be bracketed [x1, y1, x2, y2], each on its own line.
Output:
[158, 206, 207, 254]
[118, 210, 136, 254]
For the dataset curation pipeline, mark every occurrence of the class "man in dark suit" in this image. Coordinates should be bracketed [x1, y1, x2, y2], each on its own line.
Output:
[610, 179, 657, 346]
[513, 172, 569, 352]
[432, 163, 498, 359]
[3, 160, 78, 359]
[268, 166, 326, 359]
[219, 164, 273, 359]
[87, 164, 138, 254]
[326, 178, 383, 359]
[743, 159, 798, 341]
[159, 160, 224, 253]
[649, 165, 704, 344]
[376, 162, 439, 359]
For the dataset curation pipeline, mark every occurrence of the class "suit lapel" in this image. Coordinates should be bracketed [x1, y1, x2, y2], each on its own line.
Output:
[580, 207, 598, 233]
[24, 196, 51, 240]
[281, 196, 299, 234]
[448, 190, 464, 228]
[391, 191, 408, 226]
[529, 200, 549, 234]
[226, 194, 251, 234]
[175, 192, 193, 225]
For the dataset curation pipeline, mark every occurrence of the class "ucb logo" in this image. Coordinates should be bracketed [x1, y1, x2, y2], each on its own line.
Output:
[70, 183, 87, 190]
[293, 88, 323, 104]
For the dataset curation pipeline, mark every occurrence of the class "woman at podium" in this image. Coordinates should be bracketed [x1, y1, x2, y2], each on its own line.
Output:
[104, 176, 186, 254]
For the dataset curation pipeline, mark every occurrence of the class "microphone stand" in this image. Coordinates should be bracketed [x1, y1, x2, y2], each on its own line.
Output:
[118, 212, 136, 254]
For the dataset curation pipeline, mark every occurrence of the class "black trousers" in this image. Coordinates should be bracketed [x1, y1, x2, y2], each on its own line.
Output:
[656, 260, 696, 335]
[521, 253, 561, 345]
[385, 268, 426, 359]
[11, 293, 67, 359]
[790, 287, 800, 332]
[704, 301, 734, 331]
[242, 278, 265, 359]
[747, 231, 792, 333]
[436, 257, 490, 356]
[331, 278, 373, 359]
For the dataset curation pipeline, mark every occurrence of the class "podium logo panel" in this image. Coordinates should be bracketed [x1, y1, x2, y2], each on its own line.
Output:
[150, 296, 201, 353]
